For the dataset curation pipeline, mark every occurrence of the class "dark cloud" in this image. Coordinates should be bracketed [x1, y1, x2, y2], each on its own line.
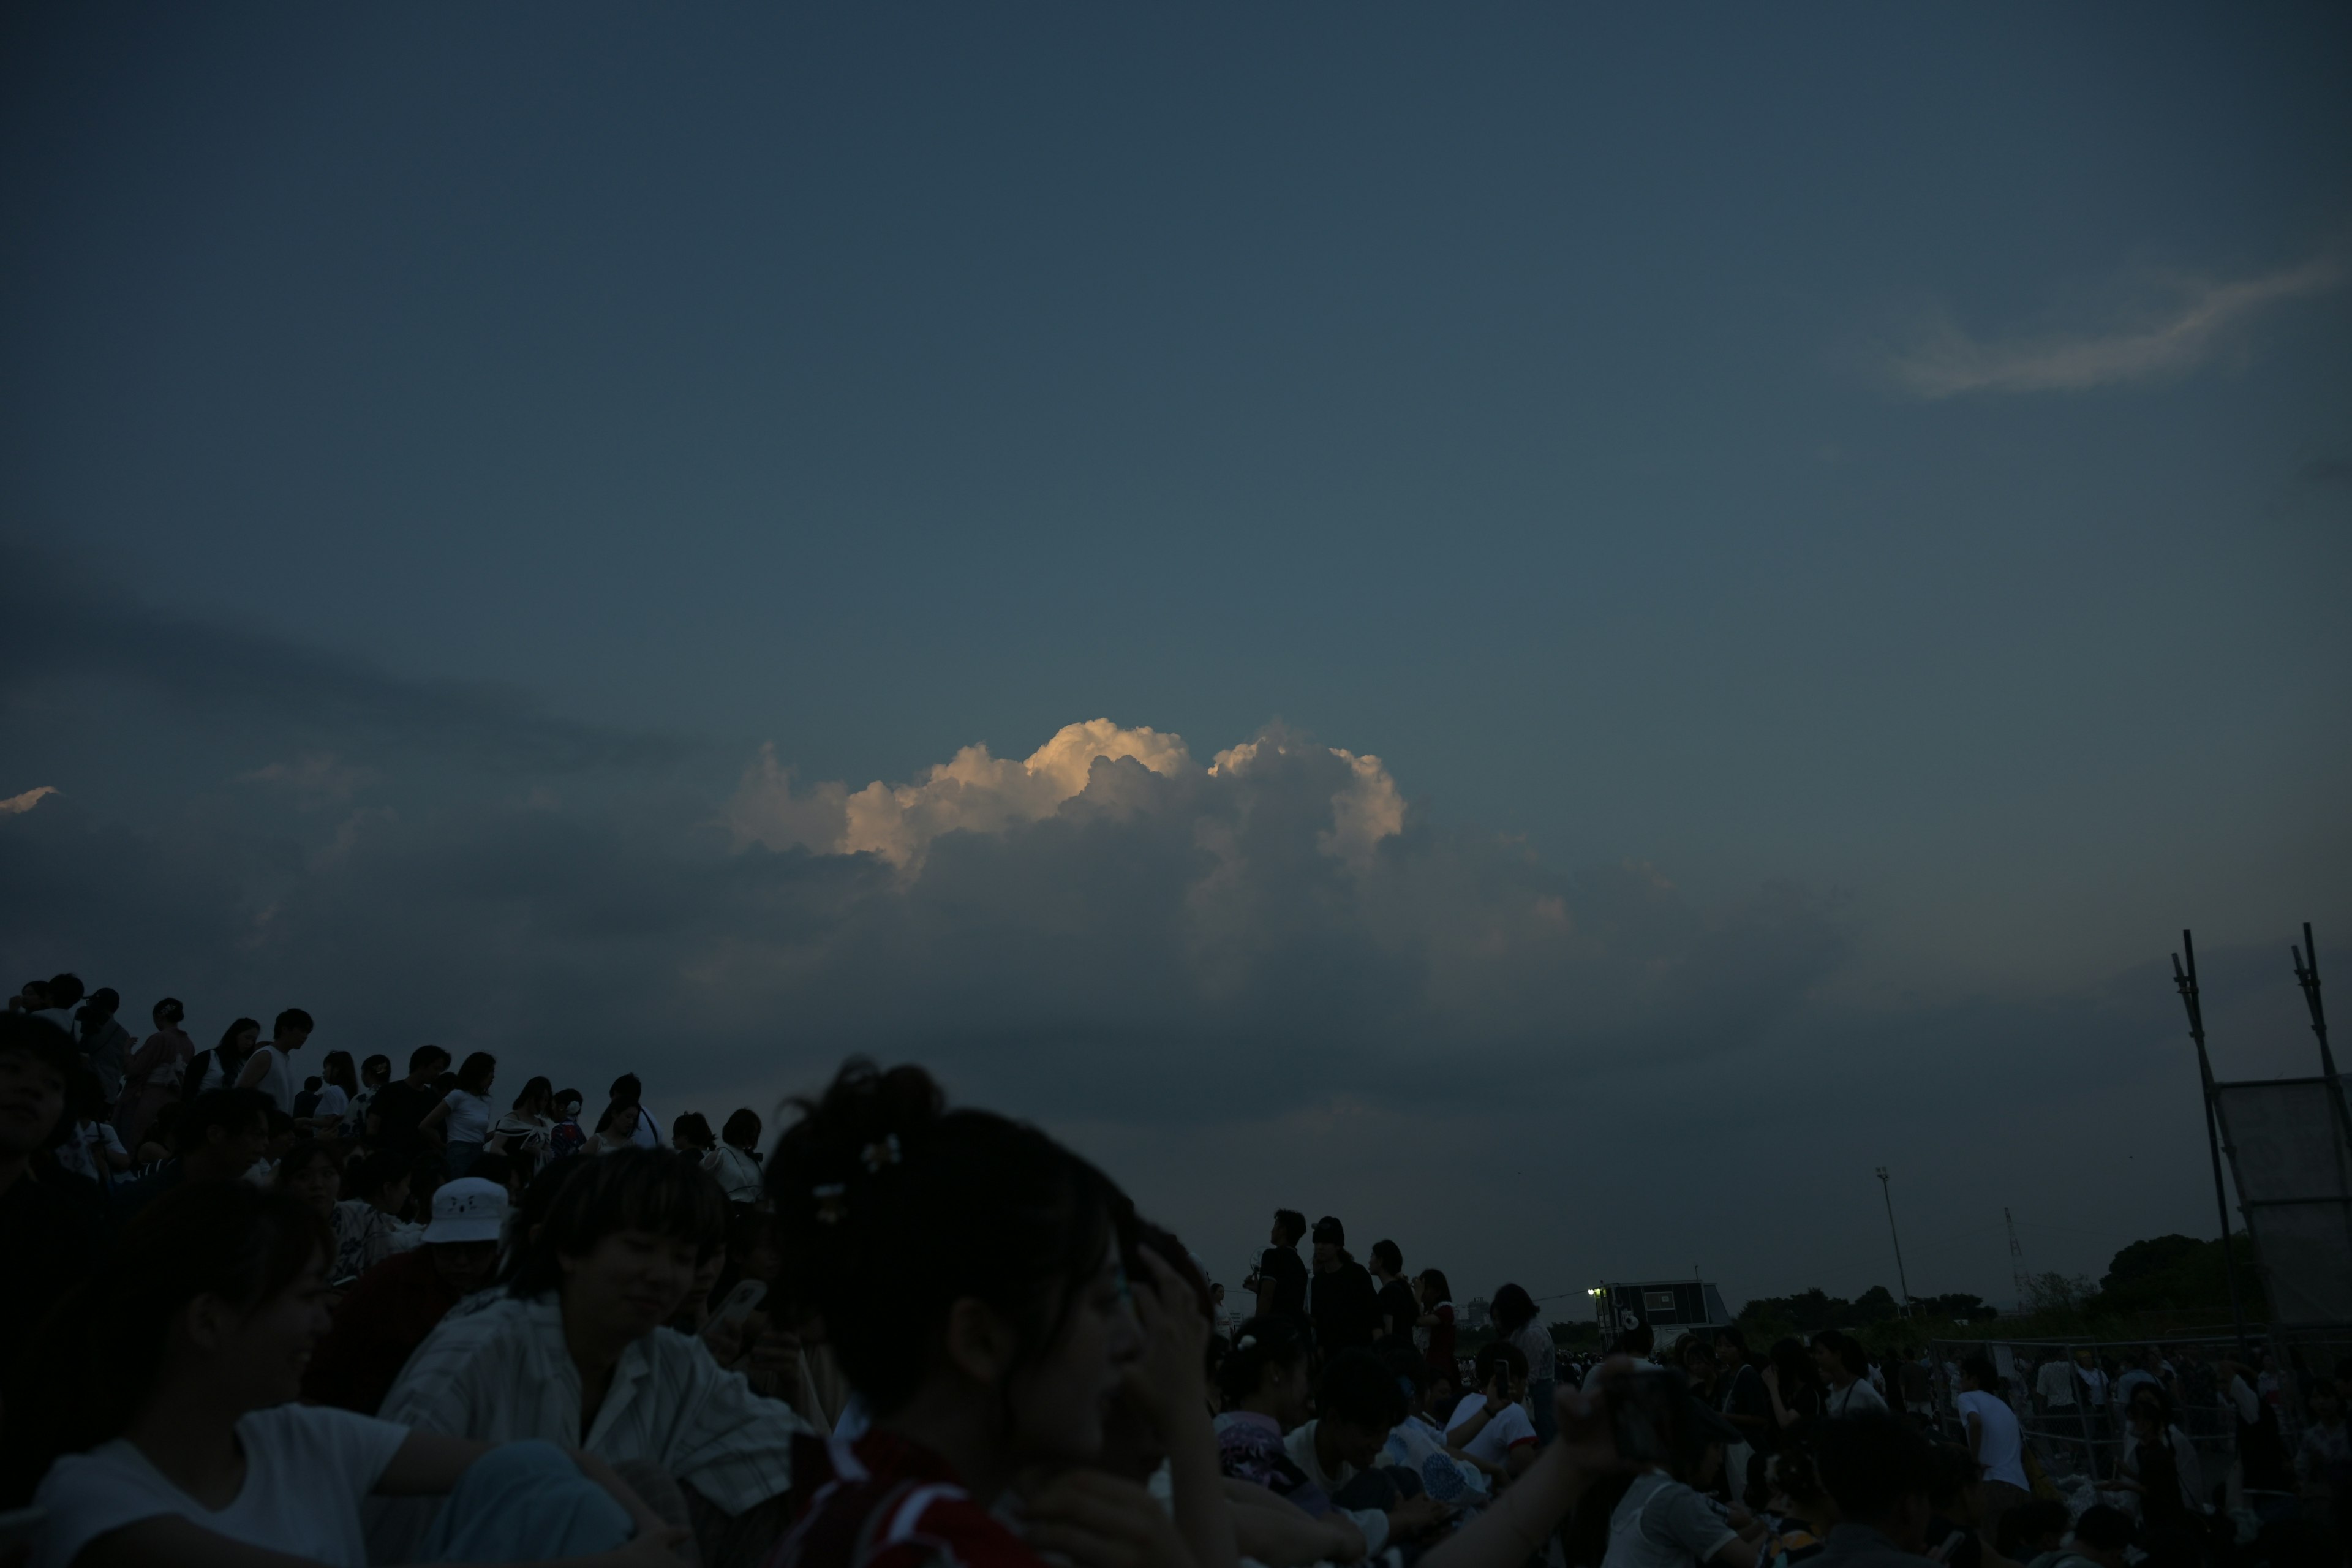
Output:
[0, 540, 688, 774]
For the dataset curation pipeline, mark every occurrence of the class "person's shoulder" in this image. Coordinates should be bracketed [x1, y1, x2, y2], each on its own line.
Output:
[243, 1400, 402, 1446]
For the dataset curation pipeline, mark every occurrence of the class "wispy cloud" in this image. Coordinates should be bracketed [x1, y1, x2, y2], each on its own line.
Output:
[1, 786, 57, 815]
[1890, 255, 2342, 398]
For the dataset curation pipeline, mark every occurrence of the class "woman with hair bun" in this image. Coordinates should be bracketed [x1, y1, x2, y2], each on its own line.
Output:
[761, 1059, 1181, 1568]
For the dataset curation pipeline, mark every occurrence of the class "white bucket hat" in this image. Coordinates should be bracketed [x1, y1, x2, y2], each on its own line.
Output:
[421, 1177, 509, 1245]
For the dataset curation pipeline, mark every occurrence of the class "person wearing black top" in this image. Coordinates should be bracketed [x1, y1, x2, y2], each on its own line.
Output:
[1369, 1238, 1419, 1355]
[1251, 1207, 1311, 1329]
[366, 1043, 451, 1154]
[1308, 1214, 1380, 1355]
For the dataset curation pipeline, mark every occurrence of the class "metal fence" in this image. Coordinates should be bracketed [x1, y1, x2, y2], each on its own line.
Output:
[1926, 1332, 2351, 1510]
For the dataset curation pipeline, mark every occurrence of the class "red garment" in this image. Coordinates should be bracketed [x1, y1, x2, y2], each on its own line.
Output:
[766, 1431, 1044, 1568]
[1425, 1302, 1457, 1382]
[303, 1245, 462, 1415]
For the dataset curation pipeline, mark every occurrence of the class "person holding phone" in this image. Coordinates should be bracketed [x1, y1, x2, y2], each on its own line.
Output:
[1448, 1342, 1540, 1480]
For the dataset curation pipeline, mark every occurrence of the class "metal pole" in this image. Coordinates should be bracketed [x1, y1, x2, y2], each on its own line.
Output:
[2290, 923, 2352, 1281]
[2291, 922, 2352, 1143]
[1876, 1166, 1913, 1316]
[2173, 930, 2250, 1354]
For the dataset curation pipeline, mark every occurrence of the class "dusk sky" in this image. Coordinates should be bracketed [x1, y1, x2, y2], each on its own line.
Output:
[6, 4, 2349, 1316]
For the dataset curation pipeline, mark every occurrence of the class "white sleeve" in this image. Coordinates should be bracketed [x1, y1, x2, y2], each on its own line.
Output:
[32, 1450, 185, 1568]
[266, 1403, 411, 1497]
[2228, 1376, 2259, 1424]
[1345, 1506, 1390, 1555]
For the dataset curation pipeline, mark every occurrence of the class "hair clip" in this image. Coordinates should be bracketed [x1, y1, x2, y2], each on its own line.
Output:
[812, 1182, 847, 1225]
[860, 1134, 901, 1173]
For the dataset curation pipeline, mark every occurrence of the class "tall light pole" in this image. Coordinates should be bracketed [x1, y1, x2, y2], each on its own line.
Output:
[1877, 1166, 1913, 1316]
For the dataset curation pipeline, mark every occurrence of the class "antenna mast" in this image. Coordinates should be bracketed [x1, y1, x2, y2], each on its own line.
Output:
[2005, 1207, 2029, 1309]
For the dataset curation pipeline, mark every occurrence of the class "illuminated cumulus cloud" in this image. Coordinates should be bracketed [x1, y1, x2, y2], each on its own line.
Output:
[728, 717, 1403, 873]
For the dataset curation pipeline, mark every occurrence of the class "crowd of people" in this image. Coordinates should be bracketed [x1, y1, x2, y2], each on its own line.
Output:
[1, 973, 2346, 1568]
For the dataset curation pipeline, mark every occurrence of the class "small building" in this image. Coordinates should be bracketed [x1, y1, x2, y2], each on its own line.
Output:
[1588, 1278, 1733, 1347]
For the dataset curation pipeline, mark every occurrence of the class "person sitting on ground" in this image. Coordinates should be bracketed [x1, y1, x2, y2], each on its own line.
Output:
[704, 1109, 764, 1204]
[1449, 1341, 1541, 1480]
[0, 1013, 109, 1359]
[1812, 1411, 1939, 1568]
[1285, 1350, 1453, 1555]
[2042, 1507, 2132, 1568]
[334, 1148, 424, 1280]
[1993, 1500, 2071, 1568]
[234, 1006, 314, 1119]
[369, 1046, 453, 1155]
[376, 1146, 808, 1562]
[112, 997, 192, 1152]
[110, 1088, 272, 1219]
[1551, 1363, 1752, 1568]
[1042, 1216, 1242, 1568]
[1588, 1324, 1659, 1389]
[19, 1180, 688, 1567]
[1379, 1346, 1488, 1509]
[1215, 1315, 1327, 1505]
[418, 1052, 499, 1178]
[1757, 1447, 1836, 1568]
[54, 1066, 134, 1188]
[132, 1102, 179, 1166]
[763, 1059, 1191, 1568]
[308, 1177, 508, 1417]
[274, 1141, 344, 1223]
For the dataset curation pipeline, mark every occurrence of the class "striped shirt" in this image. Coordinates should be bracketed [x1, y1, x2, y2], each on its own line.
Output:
[378, 1292, 806, 1512]
[765, 1431, 1044, 1568]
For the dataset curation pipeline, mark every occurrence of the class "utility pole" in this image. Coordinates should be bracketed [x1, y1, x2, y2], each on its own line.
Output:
[2005, 1208, 2030, 1310]
[1876, 1166, 1913, 1316]
[2172, 929, 2250, 1355]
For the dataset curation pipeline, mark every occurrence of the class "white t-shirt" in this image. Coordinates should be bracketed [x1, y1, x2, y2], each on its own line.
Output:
[313, 1083, 350, 1121]
[53, 1121, 126, 1184]
[1604, 1471, 1737, 1568]
[1827, 1378, 1888, 1416]
[1957, 1390, 2029, 1489]
[247, 1044, 301, 1117]
[2035, 1360, 2078, 1407]
[1448, 1392, 1539, 1468]
[34, 1402, 409, 1568]
[441, 1088, 494, 1144]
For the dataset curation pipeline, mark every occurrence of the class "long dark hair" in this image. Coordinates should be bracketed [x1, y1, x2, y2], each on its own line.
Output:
[511, 1076, 554, 1115]
[1492, 1281, 1538, 1336]
[5, 1183, 328, 1487]
[766, 1058, 1133, 1417]
[318, 1050, 358, 1095]
[1773, 1336, 1826, 1408]
[454, 1052, 497, 1095]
